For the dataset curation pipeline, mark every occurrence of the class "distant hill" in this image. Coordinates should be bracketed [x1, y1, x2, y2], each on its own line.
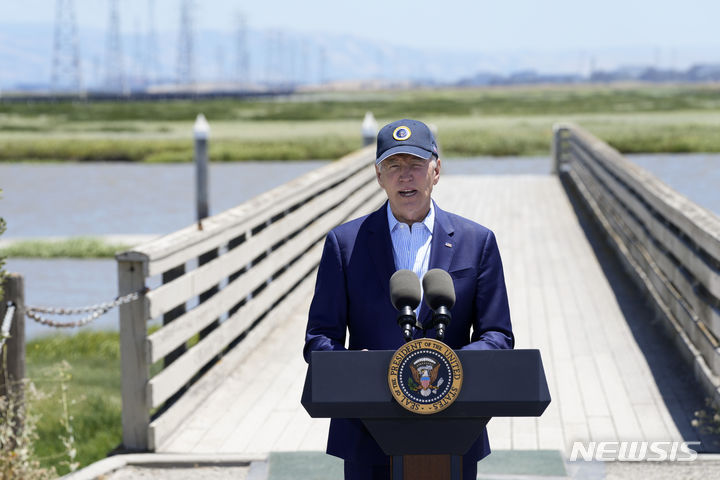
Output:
[2, 22, 720, 91]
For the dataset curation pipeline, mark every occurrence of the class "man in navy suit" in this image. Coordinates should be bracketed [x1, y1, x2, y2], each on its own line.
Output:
[304, 119, 514, 480]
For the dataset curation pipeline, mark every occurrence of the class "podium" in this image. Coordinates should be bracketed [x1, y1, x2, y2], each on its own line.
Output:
[302, 349, 550, 480]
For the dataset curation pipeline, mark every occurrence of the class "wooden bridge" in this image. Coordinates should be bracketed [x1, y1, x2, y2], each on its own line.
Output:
[115, 125, 720, 459]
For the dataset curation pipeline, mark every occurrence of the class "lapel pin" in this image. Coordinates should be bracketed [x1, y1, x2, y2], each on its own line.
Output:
[445, 242, 453, 248]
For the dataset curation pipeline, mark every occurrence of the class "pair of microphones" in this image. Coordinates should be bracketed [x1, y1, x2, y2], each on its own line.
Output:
[390, 269, 455, 343]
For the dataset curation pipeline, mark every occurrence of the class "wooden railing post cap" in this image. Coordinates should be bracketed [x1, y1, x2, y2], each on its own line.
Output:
[194, 113, 210, 140]
[553, 123, 572, 134]
[362, 112, 377, 135]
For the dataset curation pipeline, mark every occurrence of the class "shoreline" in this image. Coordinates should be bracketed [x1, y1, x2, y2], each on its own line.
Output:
[0, 234, 159, 248]
[0, 235, 160, 258]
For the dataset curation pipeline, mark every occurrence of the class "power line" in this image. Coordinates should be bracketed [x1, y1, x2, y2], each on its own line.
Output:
[51, 0, 82, 93]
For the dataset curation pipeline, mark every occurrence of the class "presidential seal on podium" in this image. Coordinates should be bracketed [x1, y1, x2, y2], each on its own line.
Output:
[388, 338, 463, 414]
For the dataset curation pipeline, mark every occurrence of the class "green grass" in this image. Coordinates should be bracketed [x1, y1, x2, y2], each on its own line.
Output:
[2, 114, 720, 161]
[26, 331, 122, 476]
[434, 111, 720, 156]
[4, 84, 720, 122]
[0, 237, 130, 259]
[3, 85, 720, 161]
[0, 135, 359, 162]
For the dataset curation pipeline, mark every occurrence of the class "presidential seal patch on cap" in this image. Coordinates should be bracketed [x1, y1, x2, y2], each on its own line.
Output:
[392, 126, 412, 141]
[388, 339, 463, 414]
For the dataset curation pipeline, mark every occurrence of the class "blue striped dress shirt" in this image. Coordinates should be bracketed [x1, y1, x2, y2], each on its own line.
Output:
[386, 201, 435, 289]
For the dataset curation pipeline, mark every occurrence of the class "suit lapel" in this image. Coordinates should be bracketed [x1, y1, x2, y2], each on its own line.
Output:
[428, 202, 456, 273]
[419, 202, 456, 327]
[368, 201, 396, 297]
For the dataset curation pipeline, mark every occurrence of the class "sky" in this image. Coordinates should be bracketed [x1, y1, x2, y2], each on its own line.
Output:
[2, 0, 720, 88]
[3, 0, 720, 53]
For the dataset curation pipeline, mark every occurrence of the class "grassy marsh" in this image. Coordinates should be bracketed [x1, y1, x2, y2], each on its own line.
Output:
[0, 237, 130, 259]
[2, 85, 720, 161]
[26, 331, 122, 476]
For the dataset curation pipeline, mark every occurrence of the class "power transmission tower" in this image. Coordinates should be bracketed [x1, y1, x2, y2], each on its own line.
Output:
[146, 0, 159, 84]
[235, 12, 250, 84]
[286, 34, 296, 86]
[105, 0, 125, 92]
[215, 46, 226, 82]
[177, 0, 195, 86]
[299, 39, 309, 85]
[263, 29, 275, 85]
[132, 16, 146, 89]
[276, 31, 286, 86]
[51, 0, 82, 93]
[318, 46, 327, 85]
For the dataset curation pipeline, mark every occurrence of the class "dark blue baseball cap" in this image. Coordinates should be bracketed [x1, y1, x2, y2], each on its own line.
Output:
[376, 119, 438, 165]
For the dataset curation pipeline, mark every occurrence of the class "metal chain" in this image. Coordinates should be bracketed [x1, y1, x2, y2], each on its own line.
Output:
[25, 287, 148, 328]
[1, 302, 16, 350]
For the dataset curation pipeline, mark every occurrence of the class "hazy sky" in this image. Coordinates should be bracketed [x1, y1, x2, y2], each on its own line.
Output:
[3, 0, 719, 52]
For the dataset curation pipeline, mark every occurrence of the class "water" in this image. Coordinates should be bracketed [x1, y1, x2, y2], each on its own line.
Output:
[444, 154, 720, 216]
[5, 258, 119, 340]
[1, 160, 326, 339]
[442, 155, 552, 176]
[626, 153, 720, 216]
[0, 161, 327, 237]
[2, 154, 717, 339]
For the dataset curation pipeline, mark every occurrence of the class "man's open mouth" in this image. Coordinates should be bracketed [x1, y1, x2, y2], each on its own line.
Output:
[398, 189, 417, 197]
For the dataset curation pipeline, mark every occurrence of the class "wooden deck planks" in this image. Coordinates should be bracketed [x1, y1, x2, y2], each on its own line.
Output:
[158, 173, 693, 457]
[433, 174, 683, 452]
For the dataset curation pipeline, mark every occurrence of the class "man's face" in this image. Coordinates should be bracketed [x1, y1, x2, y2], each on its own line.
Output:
[375, 153, 441, 225]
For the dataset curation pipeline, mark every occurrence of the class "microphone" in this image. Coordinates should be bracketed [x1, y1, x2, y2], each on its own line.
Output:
[389, 269, 422, 343]
[422, 269, 456, 341]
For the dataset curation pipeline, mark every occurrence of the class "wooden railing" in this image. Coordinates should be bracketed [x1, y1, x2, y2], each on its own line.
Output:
[116, 145, 384, 451]
[555, 124, 720, 398]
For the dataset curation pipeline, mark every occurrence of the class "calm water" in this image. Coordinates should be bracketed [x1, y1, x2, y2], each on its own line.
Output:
[0, 161, 327, 237]
[2, 154, 718, 339]
[443, 155, 552, 176]
[627, 153, 720, 216]
[2, 160, 326, 339]
[5, 258, 119, 339]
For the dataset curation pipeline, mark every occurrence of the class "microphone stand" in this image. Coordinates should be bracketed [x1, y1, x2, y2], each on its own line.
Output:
[431, 306, 451, 341]
[396, 306, 417, 343]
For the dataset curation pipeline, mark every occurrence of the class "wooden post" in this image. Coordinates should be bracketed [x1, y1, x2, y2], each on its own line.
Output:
[118, 259, 150, 451]
[362, 111, 377, 147]
[1, 273, 26, 400]
[194, 113, 219, 358]
[194, 113, 211, 225]
[552, 124, 569, 175]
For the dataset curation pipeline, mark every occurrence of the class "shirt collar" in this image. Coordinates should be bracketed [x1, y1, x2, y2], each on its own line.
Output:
[386, 201, 435, 234]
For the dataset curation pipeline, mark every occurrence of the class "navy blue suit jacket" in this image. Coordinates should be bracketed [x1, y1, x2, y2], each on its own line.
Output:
[304, 200, 514, 464]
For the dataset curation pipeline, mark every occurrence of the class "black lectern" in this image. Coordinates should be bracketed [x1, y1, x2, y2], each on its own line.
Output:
[301, 349, 550, 480]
